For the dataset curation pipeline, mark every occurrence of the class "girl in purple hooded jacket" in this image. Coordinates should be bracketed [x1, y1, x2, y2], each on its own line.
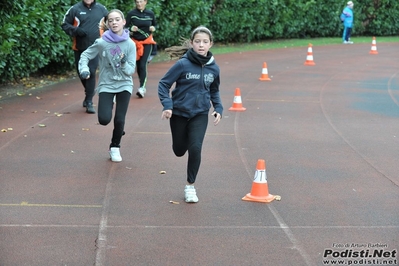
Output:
[79, 9, 136, 162]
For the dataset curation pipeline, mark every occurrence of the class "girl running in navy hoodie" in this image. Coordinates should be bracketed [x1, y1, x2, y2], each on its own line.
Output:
[79, 9, 136, 162]
[158, 26, 223, 203]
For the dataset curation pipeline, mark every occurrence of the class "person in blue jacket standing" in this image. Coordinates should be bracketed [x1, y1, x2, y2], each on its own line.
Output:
[158, 26, 223, 203]
[340, 1, 354, 44]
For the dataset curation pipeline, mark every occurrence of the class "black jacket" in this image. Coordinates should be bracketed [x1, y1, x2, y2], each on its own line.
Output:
[158, 52, 223, 119]
[125, 8, 156, 41]
[61, 1, 108, 51]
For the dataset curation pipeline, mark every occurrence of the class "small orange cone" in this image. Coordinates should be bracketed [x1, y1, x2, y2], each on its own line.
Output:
[304, 43, 316, 66]
[242, 159, 281, 203]
[259, 62, 271, 81]
[229, 88, 246, 112]
[369, 37, 378, 55]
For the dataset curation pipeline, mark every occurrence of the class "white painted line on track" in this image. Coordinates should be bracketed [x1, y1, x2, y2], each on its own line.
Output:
[2, 224, 397, 229]
[233, 108, 316, 266]
[94, 166, 116, 266]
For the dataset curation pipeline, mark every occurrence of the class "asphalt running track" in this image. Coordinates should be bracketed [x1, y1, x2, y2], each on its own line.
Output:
[0, 42, 398, 266]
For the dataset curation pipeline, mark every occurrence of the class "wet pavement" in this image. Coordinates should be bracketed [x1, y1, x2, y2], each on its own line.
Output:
[1, 42, 398, 266]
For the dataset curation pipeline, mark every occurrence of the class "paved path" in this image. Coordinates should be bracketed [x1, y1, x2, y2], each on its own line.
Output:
[1, 42, 398, 266]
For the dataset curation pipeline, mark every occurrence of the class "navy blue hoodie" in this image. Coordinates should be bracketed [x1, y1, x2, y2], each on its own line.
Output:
[158, 51, 223, 119]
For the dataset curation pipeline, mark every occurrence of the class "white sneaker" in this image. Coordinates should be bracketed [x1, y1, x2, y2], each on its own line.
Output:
[109, 147, 122, 162]
[136, 87, 146, 98]
[184, 185, 199, 203]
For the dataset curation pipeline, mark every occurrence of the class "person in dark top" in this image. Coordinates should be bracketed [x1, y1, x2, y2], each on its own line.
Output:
[62, 0, 108, 113]
[125, 0, 156, 98]
[158, 26, 223, 203]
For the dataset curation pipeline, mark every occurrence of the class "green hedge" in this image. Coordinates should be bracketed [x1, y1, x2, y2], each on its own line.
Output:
[0, 0, 398, 84]
[0, 0, 73, 82]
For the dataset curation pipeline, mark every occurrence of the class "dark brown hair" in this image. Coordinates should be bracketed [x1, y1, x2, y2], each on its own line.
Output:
[165, 25, 213, 60]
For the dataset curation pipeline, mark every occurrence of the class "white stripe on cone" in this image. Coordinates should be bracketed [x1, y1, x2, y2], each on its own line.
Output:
[253, 169, 267, 183]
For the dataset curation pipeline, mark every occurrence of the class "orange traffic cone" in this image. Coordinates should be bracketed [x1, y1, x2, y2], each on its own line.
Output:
[304, 43, 316, 66]
[259, 62, 271, 81]
[369, 37, 378, 55]
[242, 159, 281, 203]
[229, 88, 246, 111]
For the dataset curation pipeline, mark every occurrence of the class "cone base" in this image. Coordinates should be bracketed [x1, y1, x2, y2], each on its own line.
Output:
[304, 61, 315, 66]
[242, 193, 276, 203]
[369, 51, 378, 55]
[229, 107, 246, 111]
[259, 77, 271, 81]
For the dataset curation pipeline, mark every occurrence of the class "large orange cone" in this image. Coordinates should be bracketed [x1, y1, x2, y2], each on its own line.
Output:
[369, 37, 378, 55]
[259, 62, 271, 81]
[304, 43, 316, 66]
[229, 88, 246, 112]
[242, 159, 281, 203]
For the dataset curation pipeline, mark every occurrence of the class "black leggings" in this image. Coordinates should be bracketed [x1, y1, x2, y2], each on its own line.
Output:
[74, 51, 98, 103]
[170, 114, 208, 184]
[136, 44, 152, 88]
[98, 91, 131, 148]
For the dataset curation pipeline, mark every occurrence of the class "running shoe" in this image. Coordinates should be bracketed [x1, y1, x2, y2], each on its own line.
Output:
[184, 185, 199, 203]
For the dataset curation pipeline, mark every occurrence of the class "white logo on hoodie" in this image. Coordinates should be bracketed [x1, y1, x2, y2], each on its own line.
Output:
[186, 73, 201, 80]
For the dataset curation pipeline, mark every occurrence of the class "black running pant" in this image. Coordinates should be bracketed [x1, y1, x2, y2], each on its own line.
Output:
[136, 44, 152, 88]
[98, 91, 131, 148]
[170, 114, 208, 184]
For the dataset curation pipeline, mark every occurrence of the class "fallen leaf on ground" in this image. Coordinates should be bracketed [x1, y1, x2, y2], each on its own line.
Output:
[38, 124, 46, 127]
[169, 201, 180, 204]
[159, 171, 166, 174]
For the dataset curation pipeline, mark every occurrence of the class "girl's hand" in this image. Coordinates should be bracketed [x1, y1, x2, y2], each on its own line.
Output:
[149, 26, 155, 32]
[161, 110, 172, 120]
[120, 53, 127, 64]
[211, 111, 221, 125]
[80, 71, 90, 80]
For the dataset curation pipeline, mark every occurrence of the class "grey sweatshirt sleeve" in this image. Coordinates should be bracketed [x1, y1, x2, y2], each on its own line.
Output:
[78, 40, 100, 74]
[121, 40, 136, 76]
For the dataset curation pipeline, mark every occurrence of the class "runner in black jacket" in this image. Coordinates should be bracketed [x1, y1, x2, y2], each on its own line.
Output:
[125, 0, 157, 98]
[62, 0, 108, 113]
